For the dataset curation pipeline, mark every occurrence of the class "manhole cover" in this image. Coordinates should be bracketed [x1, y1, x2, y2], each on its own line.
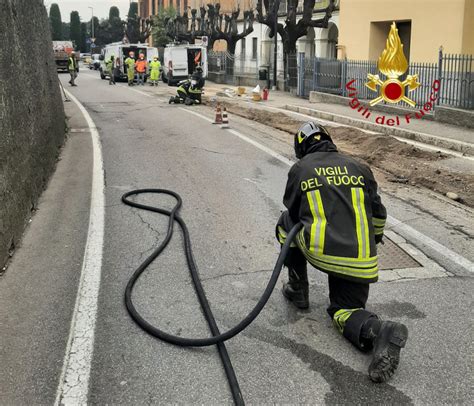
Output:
[378, 236, 421, 270]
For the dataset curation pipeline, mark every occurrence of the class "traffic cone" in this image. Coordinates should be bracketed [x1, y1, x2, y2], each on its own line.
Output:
[213, 104, 223, 124]
[221, 107, 229, 129]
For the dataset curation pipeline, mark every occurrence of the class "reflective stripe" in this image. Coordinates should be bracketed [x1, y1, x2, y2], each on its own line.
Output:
[306, 190, 327, 255]
[277, 226, 296, 247]
[359, 190, 370, 258]
[333, 308, 360, 333]
[295, 232, 378, 280]
[372, 217, 386, 226]
[296, 231, 378, 266]
[373, 216, 386, 235]
[352, 188, 370, 259]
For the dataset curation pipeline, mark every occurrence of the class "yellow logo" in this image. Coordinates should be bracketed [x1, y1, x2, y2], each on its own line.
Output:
[365, 22, 420, 107]
[298, 131, 305, 143]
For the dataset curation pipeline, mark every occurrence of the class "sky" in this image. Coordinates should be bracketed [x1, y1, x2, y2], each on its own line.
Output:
[45, 0, 132, 21]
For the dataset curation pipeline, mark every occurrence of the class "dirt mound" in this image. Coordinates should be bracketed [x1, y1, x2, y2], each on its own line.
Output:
[221, 102, 474, 207]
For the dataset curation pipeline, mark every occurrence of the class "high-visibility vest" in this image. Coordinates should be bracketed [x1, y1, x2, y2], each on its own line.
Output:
[68, 57, 76, 71]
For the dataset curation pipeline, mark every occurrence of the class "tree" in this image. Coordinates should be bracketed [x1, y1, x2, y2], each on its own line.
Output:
[62, 22, 70, 40]
[257, 0, 335, 56]
[152, 7, 176, 48]
[125, 1, 152, 43]
[165, 4, 254, 55]
[208, 5, 254, 54]
[80, 22, 87, 52]
[126, 2, 139, 43]
[256, 0, 335, 87]
[109, 6, 120, 20]
[108, 6, 125, 43]
[70, 11, 81, 49]
[49, 3, 63, 40]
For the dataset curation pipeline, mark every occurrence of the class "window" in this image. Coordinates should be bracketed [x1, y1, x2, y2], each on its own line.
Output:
[252, 38, 258, 60]
[241, 38, 246, 57]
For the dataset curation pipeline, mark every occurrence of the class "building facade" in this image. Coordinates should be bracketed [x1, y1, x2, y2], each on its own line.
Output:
[138, 0, 339, 62]
[338, 0, 474, 62]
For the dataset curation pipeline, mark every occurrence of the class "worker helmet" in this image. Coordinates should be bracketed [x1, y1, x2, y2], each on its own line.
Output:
[294, 121, 332, 159]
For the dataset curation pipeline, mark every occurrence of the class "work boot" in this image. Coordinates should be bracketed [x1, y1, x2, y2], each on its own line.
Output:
[282, 267, 309, 309]
[368, 321, 408, 383]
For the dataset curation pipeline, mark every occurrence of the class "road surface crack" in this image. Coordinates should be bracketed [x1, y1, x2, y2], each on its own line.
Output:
[201, 268, 272, 282]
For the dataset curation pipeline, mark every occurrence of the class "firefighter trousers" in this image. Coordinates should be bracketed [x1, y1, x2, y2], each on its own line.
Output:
[276, 210, 378, 351]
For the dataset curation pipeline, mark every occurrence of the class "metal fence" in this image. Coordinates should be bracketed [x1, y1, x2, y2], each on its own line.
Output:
[297, 50, 473, 110]
[438, 53, 473, 109]
[208, 51, 259, 82]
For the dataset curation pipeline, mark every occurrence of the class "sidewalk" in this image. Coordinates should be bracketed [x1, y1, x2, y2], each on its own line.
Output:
[203, 82, 474, 156]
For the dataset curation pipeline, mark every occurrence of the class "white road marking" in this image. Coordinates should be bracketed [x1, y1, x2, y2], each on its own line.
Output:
[55, 90, 105, 405]
[179, 107, 474, 274]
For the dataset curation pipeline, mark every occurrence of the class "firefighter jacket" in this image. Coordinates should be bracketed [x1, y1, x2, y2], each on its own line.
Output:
[282, 141, 386, 283]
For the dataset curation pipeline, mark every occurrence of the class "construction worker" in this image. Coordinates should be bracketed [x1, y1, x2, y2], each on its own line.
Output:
[149, 56, 161, 86]
[135, 53, 147, 86]
[124, 51, 136, 86]
[105, 55, 116, 85]
[276, 121, 408, 383]
[68, 51, 78, 87]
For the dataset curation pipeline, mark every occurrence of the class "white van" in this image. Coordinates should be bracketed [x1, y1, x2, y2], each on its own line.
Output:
[99, 42, 159, 81]
[163, 43, 207, 85]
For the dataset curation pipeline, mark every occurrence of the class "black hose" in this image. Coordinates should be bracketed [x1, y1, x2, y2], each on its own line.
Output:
[122, 189, 302, 405]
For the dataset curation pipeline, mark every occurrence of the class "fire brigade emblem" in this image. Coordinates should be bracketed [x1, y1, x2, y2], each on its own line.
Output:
[365, 22, 420, 107]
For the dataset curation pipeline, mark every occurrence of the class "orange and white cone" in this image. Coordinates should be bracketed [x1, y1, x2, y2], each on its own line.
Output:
[221, 107, 229, 129]
[213, 104, 223, 124]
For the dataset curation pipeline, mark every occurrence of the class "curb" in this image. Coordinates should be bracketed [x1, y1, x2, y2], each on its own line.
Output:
[284, 104, 474, 156]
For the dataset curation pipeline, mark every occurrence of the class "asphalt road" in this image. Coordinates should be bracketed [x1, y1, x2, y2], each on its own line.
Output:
[1, 69, 472, 405]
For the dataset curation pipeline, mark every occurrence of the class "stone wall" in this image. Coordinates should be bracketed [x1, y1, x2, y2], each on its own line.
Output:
[0, 0, 65, 268]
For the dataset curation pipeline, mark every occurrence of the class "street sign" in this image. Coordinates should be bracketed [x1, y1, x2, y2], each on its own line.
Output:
[86, 38, 91, 44]
[91, 43, 97, 48]
[91, 38, 96, 43]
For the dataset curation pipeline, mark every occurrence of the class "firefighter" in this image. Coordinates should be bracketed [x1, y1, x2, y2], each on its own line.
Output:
[68, 51, 78, 87]
[124, 51, 136, 86]
[149, 56, 161, 86]
[276, 121, 408, 383]
[192, 65, 205, 88]
[105, 55, 116, 85]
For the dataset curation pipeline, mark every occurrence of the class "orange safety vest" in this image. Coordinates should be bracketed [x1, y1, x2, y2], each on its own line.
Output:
[135, 59, 147, 73]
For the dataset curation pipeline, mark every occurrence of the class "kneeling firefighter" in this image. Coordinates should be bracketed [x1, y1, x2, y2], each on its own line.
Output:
[277, 121, 408, 383]
[169, 66, 204, 105]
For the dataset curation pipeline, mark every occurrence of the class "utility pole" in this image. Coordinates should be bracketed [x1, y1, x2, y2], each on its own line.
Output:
[89, 6, 94, 53]
[272, 9, 277, 90]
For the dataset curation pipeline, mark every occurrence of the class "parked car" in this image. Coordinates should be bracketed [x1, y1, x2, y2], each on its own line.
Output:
[89, 54, 101, 70]
[99, 42, 159, 82]
[163, 43, 207, 86]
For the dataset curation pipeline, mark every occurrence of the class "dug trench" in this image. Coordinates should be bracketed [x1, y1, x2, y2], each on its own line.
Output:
[212, 101, 474, 208]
